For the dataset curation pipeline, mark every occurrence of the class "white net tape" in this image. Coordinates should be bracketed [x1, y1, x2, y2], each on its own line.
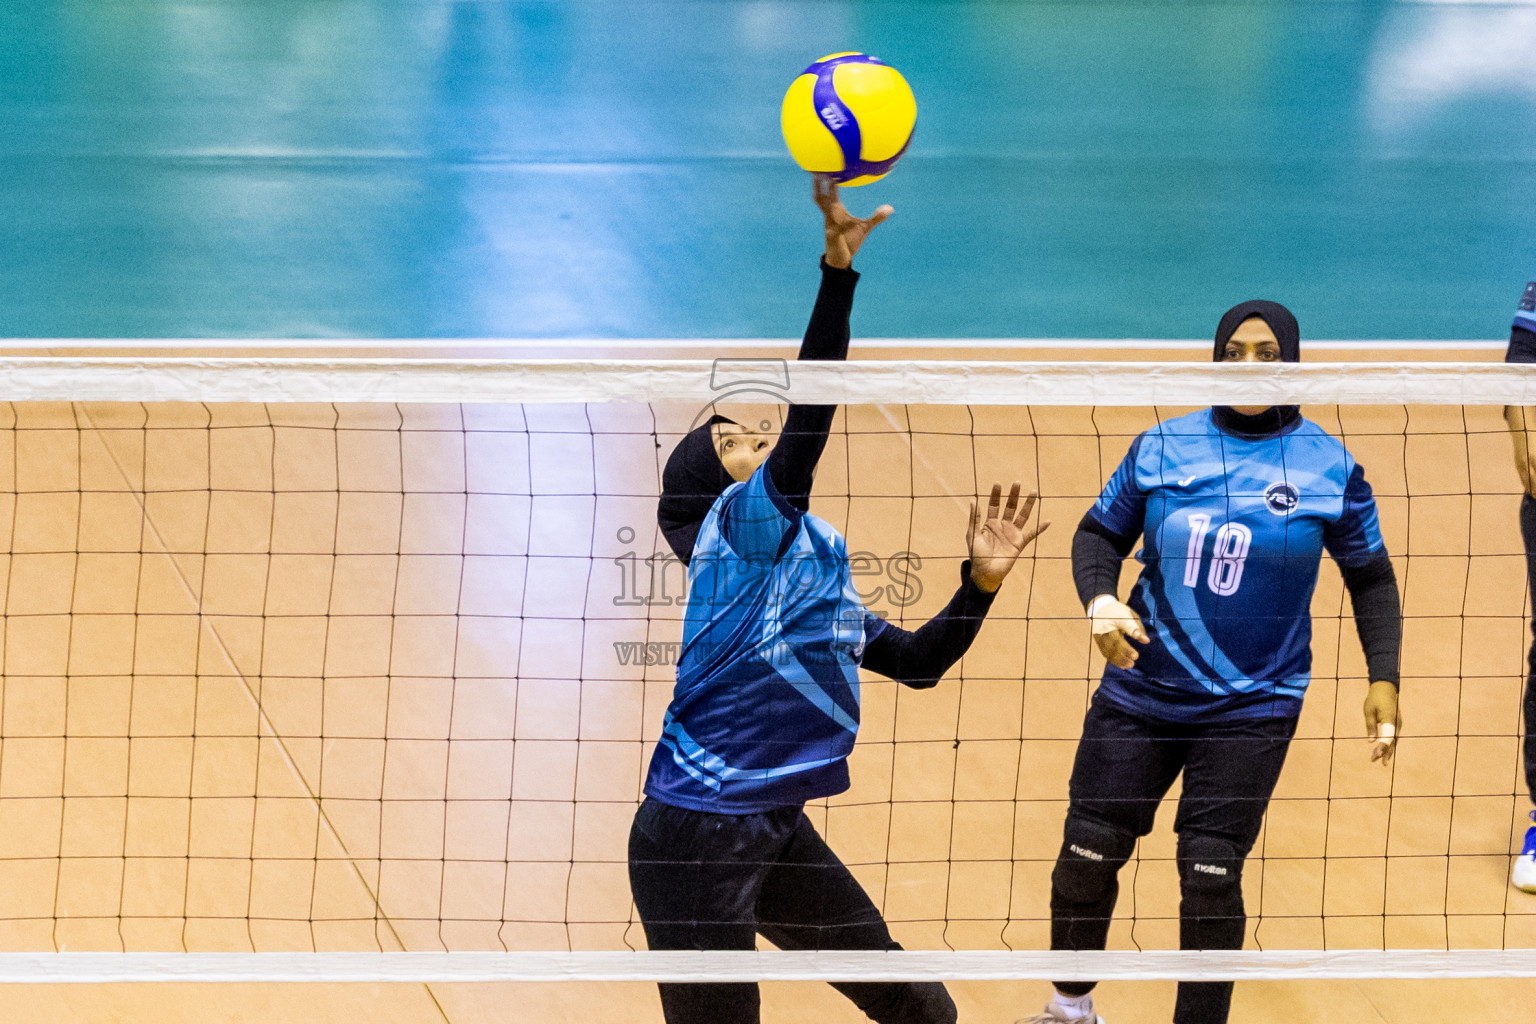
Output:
[0, 357, 1528, 405]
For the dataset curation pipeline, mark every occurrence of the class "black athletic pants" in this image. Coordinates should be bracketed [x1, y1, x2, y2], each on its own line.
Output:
[628, 797, 956, 1024]
[1518, 495, 1536, 805]
[1050, 698, 1298, 1024]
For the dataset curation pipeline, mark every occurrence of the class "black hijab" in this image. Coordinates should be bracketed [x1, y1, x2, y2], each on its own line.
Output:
[657, 415, 738, 563]
[1213, 299, 1300, 363]
[1212, 299, 1301, 436]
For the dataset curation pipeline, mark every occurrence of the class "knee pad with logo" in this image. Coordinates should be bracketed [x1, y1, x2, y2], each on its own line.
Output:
[1176, 831, 1245, 920]
[1052, 813, 1136, 904]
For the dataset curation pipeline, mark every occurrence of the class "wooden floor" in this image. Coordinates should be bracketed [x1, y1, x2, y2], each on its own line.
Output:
[0, 343, 1532, 1020]
[0, 976, 1531, 1024]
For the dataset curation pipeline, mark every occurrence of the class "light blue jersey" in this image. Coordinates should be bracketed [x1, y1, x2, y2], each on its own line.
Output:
[1090, 409, 1385, 723]
[643, 462, 870, 813]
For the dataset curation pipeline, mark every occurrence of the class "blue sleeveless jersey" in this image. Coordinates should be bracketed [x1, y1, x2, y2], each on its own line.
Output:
[643, 463, 870, 813]
[1089, 409, 1385, 723]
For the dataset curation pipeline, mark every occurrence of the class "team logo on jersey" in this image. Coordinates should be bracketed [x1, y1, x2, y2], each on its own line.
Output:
[1265, 481, 1300, 515]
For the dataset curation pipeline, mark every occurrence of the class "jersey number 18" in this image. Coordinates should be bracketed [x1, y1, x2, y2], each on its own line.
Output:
[1183, 513, 1252, 597]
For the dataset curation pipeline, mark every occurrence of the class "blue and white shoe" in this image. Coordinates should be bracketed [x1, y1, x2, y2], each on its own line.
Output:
[1514, 812, 1536, 894]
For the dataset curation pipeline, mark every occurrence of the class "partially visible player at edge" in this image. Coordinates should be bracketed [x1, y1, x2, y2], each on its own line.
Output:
[1499, 272, 1536, 895]
[629, 176, 1049, 1024]
[1021, 304, 1404, 1024]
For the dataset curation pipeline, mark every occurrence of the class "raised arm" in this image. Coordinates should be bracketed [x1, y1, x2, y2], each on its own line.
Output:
[767, 177, 891, 510]
[862, 485, 1048, 687]
[860, 562, 997, 688]
[768, 261, 856, 510]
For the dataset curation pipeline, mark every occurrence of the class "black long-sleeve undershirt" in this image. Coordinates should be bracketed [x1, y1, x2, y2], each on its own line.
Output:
[1071, 513, 1136, 606]
[766, 259, 858, 512]
[860, 561, 999, 689]
[763, 263, 1001, 689]
[1070, 511, 1403, 687]
[1336, 551, 1402, 686]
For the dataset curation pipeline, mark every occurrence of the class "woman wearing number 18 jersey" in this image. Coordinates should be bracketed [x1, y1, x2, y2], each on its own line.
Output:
[1021, 302, 1403, 1024]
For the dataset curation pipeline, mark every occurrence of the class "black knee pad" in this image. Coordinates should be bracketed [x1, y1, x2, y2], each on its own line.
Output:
[1052, 813, 1136, 904]
[1176, 831, 1244, 918]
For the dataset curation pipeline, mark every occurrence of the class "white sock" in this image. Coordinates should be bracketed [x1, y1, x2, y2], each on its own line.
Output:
[1051, 990, 1095, 1020]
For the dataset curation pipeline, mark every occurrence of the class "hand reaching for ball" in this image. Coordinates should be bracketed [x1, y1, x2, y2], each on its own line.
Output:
[814, 175, 892, 269]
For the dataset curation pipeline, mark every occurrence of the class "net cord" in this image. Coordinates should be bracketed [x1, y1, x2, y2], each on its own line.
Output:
[0, 358, 1528, 405]
[0, 950, 1530, 984]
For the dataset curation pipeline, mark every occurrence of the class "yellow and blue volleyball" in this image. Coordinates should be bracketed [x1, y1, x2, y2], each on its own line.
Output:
[780, 52, 916, 186]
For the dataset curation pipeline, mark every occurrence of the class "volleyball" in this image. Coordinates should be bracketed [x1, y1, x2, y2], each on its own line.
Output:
[780, 52, 916, 186]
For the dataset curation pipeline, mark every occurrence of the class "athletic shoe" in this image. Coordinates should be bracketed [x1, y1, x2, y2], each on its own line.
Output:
[1514, 812, 1536, 894]
[1016, 1004, 1106, 1024]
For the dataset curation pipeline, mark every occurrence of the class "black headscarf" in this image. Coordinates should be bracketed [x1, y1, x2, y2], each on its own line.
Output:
[1211, 299, 1301, 436]
[1213, 299, 1300, 363]
[657, 415, 738, 563]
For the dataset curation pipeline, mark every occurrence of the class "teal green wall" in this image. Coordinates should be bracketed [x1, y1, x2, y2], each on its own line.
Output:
[2, 1, 1533, 339]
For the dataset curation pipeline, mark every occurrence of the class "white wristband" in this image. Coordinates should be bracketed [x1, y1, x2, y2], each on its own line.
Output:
[1086, 594, 1119, 617]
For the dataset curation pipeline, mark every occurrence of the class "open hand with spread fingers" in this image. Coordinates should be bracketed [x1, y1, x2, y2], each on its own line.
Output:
[814, 174, 893, 269]
[966, 484, 1050, 593]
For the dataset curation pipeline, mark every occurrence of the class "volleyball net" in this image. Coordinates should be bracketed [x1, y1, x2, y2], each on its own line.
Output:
[0, 353, 1531, 982]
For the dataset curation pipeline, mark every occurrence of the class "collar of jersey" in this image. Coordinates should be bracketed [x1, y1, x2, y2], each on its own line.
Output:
[1210, 405, 1302, 440]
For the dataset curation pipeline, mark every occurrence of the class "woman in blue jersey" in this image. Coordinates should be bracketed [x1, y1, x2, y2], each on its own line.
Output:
[631, 177, 1049, 1024]
[1499, 275, 1536, 895]
[1022, 303, 1403, 1024]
